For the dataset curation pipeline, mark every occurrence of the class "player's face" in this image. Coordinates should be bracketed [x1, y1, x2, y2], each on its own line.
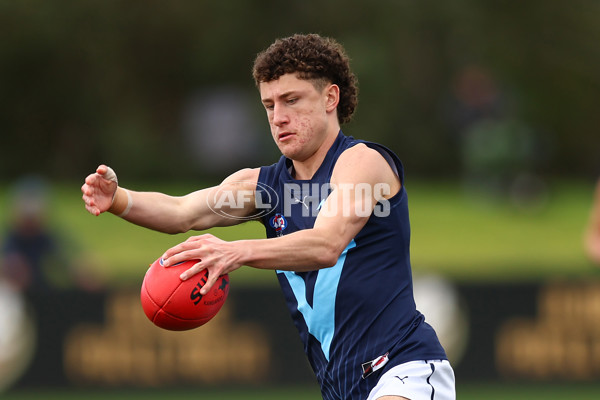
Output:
[259, 73, 338, 162]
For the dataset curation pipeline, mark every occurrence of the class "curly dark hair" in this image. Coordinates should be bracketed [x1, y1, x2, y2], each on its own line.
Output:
[252, 33, 358, 125]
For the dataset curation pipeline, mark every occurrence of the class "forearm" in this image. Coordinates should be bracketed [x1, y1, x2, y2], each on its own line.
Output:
[109, 187, 193, 234]
[235, 228, 346, 272]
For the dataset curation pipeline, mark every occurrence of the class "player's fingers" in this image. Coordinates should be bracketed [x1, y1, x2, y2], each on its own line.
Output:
[81, 186, 97, 214]
[84, 175, 106, 192]
[161, 245, 184, 265]
[180, 261, 206, 281]
[83, 202, 100, 216]
[81, 182, 100, 203]
[162, 250, 195, 267]
[102, 166, 118, 183]
[93, 165, 118, 183]
[81, 181, 98, 196]
[199, 269, 219, 295]
[162, 237, 205, 265]
[85, 173, 99, 186]
[81, 192, 90, 206]
[162, 253, 187, 267]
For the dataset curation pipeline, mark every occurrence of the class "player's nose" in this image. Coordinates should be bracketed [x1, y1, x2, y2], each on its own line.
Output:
[272, 104, 289, 126]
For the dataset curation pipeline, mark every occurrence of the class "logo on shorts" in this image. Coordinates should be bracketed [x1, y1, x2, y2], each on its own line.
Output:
[269, 214, 287, 235]
[361, 352, 389, 379]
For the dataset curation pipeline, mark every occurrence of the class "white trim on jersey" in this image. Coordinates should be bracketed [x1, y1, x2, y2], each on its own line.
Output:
[367, 360, 456, 400]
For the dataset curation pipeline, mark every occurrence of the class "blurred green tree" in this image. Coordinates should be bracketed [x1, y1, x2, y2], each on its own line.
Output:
[0, 0, 598, 181]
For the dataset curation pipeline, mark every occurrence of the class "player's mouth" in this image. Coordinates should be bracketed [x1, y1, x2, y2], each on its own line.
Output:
[278, 131, 295, 141]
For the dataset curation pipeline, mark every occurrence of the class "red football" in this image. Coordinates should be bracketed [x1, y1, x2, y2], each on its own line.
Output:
[140, 258, 229, 331]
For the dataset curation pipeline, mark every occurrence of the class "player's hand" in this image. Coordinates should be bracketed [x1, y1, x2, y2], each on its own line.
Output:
[161, 234, 242, 295]
[81, 165, 119, 216]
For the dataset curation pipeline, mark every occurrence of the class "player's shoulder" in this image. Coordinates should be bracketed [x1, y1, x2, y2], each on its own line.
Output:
[221, 167, 260, 189]
[336, 142, 392, 173]
[333, 142, 401, 194]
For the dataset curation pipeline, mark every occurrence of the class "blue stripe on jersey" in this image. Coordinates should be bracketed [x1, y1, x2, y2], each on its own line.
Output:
[277, 239, 356, 361]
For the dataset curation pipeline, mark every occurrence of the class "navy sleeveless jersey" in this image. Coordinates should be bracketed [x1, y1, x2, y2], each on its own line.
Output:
[256, 132, 447, 400]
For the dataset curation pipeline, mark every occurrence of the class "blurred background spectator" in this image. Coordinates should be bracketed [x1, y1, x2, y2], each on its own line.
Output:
[1, 176, 68, 293]
[445, 64, 547, 208]
[0, 175, 103, 392]
[1, 175, 99, 294]
[0, 175, 101, 295]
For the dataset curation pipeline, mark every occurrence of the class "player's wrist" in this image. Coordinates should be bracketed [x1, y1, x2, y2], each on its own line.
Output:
[108, 187, 133, 217]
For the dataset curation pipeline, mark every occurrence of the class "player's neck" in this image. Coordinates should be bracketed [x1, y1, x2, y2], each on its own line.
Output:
[291, 129, 339, 180]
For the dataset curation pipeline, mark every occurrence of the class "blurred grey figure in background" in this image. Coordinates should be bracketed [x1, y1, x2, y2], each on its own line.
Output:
[1, 176, 74, 293]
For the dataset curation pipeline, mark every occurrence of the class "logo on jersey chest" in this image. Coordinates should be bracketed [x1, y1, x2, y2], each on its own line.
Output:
[269, 214, 287, 236]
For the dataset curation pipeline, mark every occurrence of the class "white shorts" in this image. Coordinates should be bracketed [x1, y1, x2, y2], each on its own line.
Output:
[366, 360, 455, 400]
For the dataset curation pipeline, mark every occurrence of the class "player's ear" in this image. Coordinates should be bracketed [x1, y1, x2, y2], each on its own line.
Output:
[325, 84, 340, 113]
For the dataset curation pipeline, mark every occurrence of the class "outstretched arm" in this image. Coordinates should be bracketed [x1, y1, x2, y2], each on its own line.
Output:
[162, 144, 401, 294]
[585, 179, 600, 265]
[81, 165, 260, 234]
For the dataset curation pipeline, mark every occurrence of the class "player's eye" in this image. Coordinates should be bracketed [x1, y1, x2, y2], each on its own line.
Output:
[287, 98, 298, 105]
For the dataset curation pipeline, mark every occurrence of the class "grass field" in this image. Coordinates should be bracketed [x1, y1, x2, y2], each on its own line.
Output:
[1, 178, 595, 287]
